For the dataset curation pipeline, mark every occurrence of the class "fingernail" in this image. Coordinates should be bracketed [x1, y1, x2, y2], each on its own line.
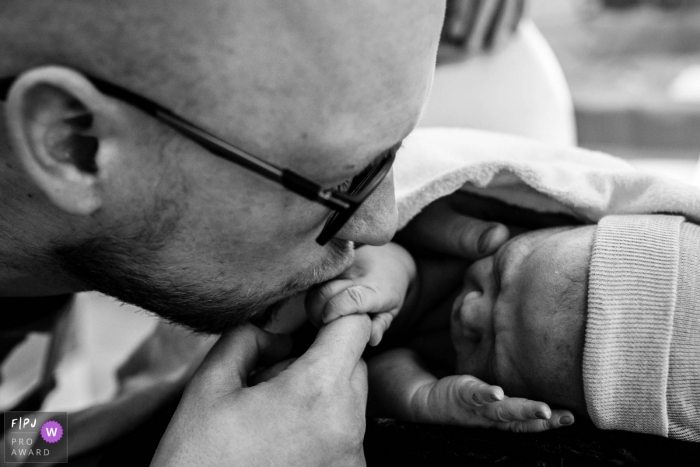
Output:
[535, 411, 549, 420]
[559, 416, 573, 425]
[478, 226, 497, 255]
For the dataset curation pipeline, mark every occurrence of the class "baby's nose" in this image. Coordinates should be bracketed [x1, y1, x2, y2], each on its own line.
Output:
[458, 290, 493, 340]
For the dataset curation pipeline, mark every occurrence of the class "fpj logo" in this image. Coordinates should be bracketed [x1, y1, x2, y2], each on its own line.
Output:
[4, 412, 67, 464]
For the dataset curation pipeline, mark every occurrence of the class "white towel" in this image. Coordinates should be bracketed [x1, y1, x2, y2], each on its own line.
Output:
[395, 127, 700, 227]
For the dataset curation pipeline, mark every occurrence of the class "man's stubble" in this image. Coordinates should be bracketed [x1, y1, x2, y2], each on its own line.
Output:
[50, 233, 354, 334]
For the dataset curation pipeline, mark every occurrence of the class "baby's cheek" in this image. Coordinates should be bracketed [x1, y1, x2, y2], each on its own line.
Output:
[450, 321, 472, 373]
[453, 341, 491, 383]
[491, 331, 530, 395]
[537, 320, 587, 408]
[454, 353, 473, 378]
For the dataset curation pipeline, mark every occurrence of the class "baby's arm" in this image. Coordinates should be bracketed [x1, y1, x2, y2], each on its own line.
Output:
[368, 348, 573, 432]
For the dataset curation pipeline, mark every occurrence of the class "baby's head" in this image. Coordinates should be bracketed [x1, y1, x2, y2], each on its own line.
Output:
[451, 215, 700, 441]
[451, 224, 593, 416]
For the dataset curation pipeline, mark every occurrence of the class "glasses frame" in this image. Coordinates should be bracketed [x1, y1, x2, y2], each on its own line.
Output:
[0, 73, 395, 245]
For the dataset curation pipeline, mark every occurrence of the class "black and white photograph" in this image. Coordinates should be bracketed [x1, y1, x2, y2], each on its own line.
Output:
[1, 1, 700, 465]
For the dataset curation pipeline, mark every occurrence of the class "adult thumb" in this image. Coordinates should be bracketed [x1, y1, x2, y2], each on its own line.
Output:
[297, 314, 371, 377]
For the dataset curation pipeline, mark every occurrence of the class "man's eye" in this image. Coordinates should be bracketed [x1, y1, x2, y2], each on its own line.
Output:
[334, 178, 353, 193]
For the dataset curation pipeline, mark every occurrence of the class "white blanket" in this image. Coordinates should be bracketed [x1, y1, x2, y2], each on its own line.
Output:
[396, 128, 700, 228]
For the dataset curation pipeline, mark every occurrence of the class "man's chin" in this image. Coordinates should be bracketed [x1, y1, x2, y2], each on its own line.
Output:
[289, 237, 355, 290]
[322, 237, 355, 274]
[251, 239, 355, 326]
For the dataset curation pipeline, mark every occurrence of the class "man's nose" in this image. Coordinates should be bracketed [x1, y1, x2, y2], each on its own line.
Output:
[333, 171, 398, 246]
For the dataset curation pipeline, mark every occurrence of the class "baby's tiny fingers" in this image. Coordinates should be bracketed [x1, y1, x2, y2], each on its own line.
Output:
[324, 285, 384, 322]
[456, 376, 504, 407]
[305, 279, 355, 326]
[495, 411, 574, 433]
[496, 419, 553, 433]
[549, 410, 575, 428]
[486, 397, 551, 422]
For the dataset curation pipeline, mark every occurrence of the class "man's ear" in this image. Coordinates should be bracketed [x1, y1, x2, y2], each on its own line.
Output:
[4, 66, 121, 216]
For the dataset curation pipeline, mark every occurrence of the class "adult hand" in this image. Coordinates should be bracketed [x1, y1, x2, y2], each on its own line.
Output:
[151, 314, 372, 467]
[394, 193, 510, 261]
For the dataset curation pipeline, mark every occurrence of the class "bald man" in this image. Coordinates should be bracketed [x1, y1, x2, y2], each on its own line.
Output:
[0, 1, 510, 465]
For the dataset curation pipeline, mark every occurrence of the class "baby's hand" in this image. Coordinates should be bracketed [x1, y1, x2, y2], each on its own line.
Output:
[306, 243, 415, 346]
[414, 375, 574, 432]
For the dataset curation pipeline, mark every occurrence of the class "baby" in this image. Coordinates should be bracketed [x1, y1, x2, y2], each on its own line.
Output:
[306, 214, 700, 441]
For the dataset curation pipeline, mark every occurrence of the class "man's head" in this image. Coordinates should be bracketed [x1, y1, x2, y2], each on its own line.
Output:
[451, 225, 594, 417]
[0, 0, 446, 332]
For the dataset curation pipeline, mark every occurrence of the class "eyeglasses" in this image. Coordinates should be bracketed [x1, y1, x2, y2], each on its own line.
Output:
[0, 73, 396, 245]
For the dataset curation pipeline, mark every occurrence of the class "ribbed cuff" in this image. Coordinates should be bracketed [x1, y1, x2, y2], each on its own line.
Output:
[667, 222, 700, 441]
[583, 215, 683, 437]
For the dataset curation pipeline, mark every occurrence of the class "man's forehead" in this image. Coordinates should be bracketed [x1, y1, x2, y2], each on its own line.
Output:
[135, 1, 440, 167]
[2, 0, 442, 178]
[3, 1, 442, 102]
[178, 1, 443, 174]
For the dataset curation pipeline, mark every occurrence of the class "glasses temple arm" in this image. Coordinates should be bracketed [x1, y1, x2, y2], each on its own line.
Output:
[1, 75, 351, 211]
[157, 112, 351, 210]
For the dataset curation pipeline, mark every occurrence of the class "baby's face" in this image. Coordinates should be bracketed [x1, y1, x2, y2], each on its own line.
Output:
[451, 226, 595, 414]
